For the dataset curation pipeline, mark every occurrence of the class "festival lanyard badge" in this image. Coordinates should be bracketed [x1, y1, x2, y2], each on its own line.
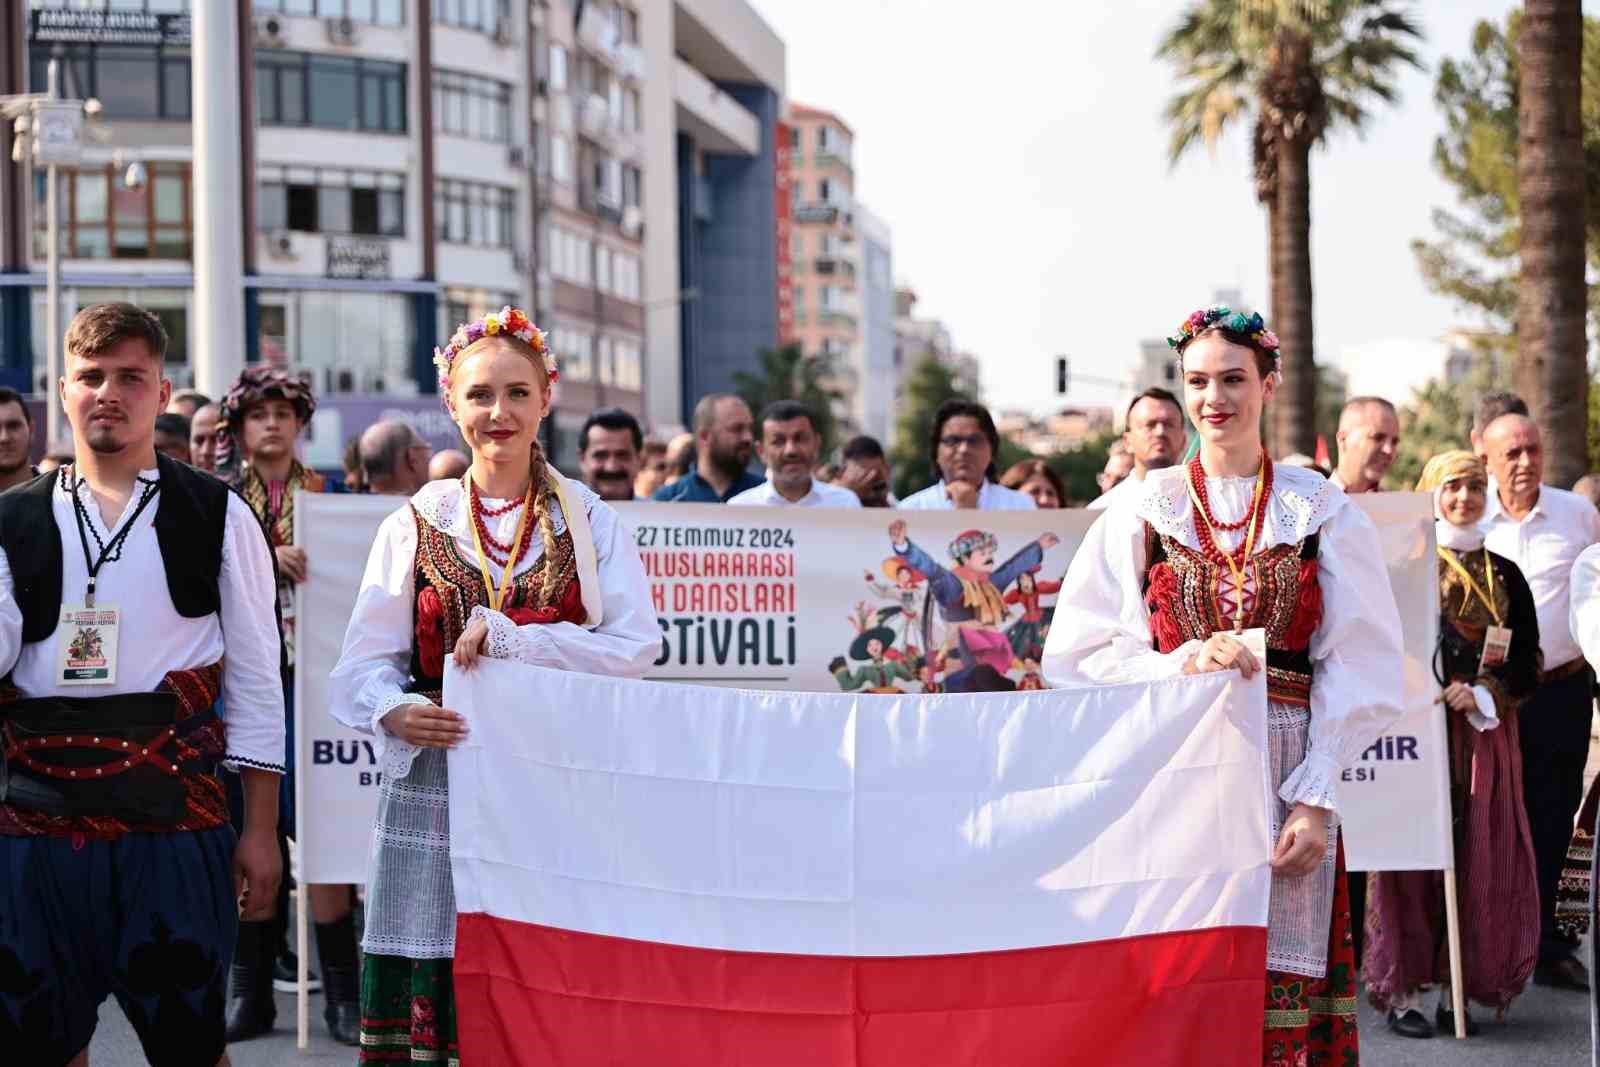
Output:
[57, 472, 160, 685]
[1437, 546, 1512, 672]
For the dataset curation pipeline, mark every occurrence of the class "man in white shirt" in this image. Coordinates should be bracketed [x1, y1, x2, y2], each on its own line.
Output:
[1089, 388, 1186, 510]
[899, 399, 1034, 511]
[0, 303, 284, 1063]
[1329, 396, 1399, 493]
[1482, 411, 1600, 991]
[729, 401, 862, 508]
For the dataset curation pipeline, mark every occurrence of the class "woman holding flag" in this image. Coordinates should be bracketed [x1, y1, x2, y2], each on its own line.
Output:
[329, 308, 659, 1064]
[1043, 305, 1405, 1064]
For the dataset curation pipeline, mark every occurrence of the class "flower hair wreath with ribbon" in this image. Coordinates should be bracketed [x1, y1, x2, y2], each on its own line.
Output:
[431, 306, 557, 393]
[1166, 305, 1282, 378]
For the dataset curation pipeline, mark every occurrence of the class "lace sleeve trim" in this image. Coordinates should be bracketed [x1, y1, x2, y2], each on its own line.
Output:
[1277, 749, 1343, 813]
[469, 604, 550, 664]
[221, 754, 286, 774]
[371, 690, 433, 780]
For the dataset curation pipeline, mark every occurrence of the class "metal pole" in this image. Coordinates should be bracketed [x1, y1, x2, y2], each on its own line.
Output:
[191, 0, 246, 396]
[44, 60, 60, 449]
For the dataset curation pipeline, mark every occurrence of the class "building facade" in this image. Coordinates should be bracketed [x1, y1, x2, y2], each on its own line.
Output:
[1, 0, 783, 464]
[855, 203, 893, 443]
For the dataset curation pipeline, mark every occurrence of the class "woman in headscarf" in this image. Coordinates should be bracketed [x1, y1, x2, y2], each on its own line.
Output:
[1365, 450, 1540, 1038]
[329, 308, 660, 1063]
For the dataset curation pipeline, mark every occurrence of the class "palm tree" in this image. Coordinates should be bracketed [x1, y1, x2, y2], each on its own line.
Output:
[1517, 0, 1588, 487]
[1159, 0, 1423, 457]
[731, 343, 845, 456]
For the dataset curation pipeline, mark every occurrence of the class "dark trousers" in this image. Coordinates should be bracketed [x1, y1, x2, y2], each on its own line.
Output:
[1519, 666, 1594, 962]
[1348, 869, 1367, 971]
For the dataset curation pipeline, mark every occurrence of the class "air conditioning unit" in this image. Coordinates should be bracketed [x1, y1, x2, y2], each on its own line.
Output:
[324, 16, 358, 47]
[266, 230, 296, 260]
[620, 205, 643, 239]
[507, 144, 531, 169]
[254, 15, 287, 48]
[493, 21, 514, 47]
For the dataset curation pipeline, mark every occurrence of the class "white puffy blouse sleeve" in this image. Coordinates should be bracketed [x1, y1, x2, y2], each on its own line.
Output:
[218, 492, 289, 773]
[1041, 501, 1203, 685]
[1571, 543, 1600, 668]
[1287, 499, 1406, 813]
[466, 497, 661, 678]
[329, 504, 431, 776]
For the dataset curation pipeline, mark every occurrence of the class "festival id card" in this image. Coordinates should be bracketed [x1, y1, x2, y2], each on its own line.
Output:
[56, 603, 118, 685]
[1479, 625, 1513, 673]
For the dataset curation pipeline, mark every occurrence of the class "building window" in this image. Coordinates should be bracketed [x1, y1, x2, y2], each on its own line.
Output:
[608, 252, 640, 302]
[256, 52, 406, 133]
[595, 245, 611, 294]
[436, 180, 514, 247]
[256, 288, 414, 395]
[612, 337, 641, 390]
[622, 88, 641, 133]
[440, 287, 517, 348]
[550, 136, 574, 184]
[548, 44, 568, 92]
[32, 163, 192, 260]
[551, 326, 593, 382]
[431, 0, 507, 36]
[433, 70, 511, 143]
[258, 166, 404, 236]
[621, 164, 641, 210]
[549, 227, 592, 286]
[29, 44, 191, 121]
[254, 0, 405, 23]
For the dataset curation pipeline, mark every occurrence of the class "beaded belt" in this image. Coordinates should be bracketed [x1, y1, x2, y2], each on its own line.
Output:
[1267, 667, 1313, 708]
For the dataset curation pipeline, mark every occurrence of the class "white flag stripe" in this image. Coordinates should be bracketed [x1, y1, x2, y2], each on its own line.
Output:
[448, 662, 1272, 958]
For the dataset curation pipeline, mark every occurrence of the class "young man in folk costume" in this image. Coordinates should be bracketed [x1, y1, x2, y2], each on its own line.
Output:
[1044, 306, 1405, 1065]
[0, 303, 285, 1065]
[886, 520, 1059, 693]
[216, 366, 361, 1044]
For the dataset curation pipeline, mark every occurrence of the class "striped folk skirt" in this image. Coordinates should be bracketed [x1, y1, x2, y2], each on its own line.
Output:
[359, 954, 460, 1066]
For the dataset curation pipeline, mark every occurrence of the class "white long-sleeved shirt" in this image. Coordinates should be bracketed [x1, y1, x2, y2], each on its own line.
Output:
[1482, 484, 1600, 671]
[329, 475, 660, 776]
[728, 477, 863, 508]
[1087, 470, 1144, 511]
[1569, 542, 1600, 669]
[897, 479, 1037, 511]
[1041, 462, 1406, 815]
[0, 467, 286, 773]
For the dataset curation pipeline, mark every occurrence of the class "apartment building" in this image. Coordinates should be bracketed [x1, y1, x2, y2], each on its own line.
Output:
[0, 0, 783, 463]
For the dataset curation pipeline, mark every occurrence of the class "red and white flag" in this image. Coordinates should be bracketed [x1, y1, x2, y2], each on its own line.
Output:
[445, 662, 1273, 1066]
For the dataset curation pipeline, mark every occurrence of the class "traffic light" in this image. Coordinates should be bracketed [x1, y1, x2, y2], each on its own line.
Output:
[1055, 356, 1069, 395]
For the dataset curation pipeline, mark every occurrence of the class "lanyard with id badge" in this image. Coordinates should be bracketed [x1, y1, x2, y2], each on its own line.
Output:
[57, 473, 159, 686]
[1438, 546, 1513, 673]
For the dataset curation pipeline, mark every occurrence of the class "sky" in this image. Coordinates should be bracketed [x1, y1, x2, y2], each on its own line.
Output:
[746, 0, 1542, 418]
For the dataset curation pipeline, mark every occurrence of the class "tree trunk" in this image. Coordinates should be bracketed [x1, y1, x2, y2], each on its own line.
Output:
[1516, 0, 1588, 488]
[1273, 131, 1316, 458]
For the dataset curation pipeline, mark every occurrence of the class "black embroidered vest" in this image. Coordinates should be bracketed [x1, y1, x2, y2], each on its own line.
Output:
[0, 453, 232, 643]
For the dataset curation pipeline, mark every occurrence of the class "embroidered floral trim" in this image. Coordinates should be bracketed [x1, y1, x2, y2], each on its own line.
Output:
[1137, 463, 1341, 548]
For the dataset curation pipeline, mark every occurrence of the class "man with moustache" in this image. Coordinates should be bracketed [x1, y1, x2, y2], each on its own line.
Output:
[1330, 397, 1400, 493]
[0, 303, 284, 1064]
[1090, 388, 1185, 510]
[652, 393, 762, 503]
[730, 401, 862, 508]
[578, 407, 644, 502]
[0, 386, 36, 492]
[1482, 412, 1600, 992]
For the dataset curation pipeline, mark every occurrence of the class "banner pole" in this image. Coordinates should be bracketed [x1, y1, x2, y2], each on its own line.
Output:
[1442, 866, 1466, 1039]
[297, 889, 309, 1050]
[294, 497, 310, 1051]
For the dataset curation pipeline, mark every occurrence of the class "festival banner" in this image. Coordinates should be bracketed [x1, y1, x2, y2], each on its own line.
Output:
[446, 659, 1273, 1066]
[294, 492, 1443, 881]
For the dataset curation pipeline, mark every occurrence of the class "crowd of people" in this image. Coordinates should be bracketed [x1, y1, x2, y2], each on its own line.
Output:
[3, 298, 1600, 1067]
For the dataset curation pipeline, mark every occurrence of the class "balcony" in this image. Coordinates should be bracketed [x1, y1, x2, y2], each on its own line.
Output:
[673, 56, 759, 157]
[814, 149, 853, 172]
[814, 257, 856, 281]
[616, 43, 646, 82]
[577, 5, 622, 64]
[580, 94, 610, 139]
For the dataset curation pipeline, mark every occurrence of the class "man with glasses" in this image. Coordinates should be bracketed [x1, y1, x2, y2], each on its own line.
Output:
[899, 399, 1034, 511]
[1090, 388, 1186, 510]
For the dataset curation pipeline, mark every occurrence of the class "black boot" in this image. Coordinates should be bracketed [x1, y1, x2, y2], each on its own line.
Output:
[224, 919, 277, 1042]
[316, 914, 362, 1046]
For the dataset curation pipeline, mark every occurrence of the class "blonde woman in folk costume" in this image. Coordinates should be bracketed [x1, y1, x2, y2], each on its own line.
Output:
[1042, 306, 1405, 1065]
[329, 308, 659, 1064]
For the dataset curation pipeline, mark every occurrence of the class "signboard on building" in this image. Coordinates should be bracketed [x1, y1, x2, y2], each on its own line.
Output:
[30, 10, 192, 45]
[325, 237, 393, 281]
[793, 204, 840, 226]
[775, 119, 796, 344]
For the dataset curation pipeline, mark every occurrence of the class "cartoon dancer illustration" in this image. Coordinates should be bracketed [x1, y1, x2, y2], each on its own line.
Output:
[886, 519, 1059, 692]
[1004, 568, 1061, 660]
[863, 558, 926, 653]
[830, 625, 919, 693]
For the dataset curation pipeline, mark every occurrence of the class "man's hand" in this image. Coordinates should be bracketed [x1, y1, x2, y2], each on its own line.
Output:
[1270, 802, 1328, 877]
[381, 703, 469, 748]
[233, 825, 282, 920]
[275, 545, 308, 584]
[945, 480, 980, 509]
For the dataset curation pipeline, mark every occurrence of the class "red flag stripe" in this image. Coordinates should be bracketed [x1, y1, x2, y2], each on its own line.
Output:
[453, 911, 1266, 1066]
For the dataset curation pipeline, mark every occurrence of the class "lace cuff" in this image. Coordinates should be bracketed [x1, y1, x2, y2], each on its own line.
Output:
[221, 754, 286, 775]
[1277, 750, 1343, 813]
[469, 604, 553, 666]
[1465, 684, 1501, 733]
[371, 691, 433, 780]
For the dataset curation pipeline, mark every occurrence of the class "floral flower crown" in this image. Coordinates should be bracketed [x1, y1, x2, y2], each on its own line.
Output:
[432, 306, 556, 392]
[1166, 305, 1281, 375]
